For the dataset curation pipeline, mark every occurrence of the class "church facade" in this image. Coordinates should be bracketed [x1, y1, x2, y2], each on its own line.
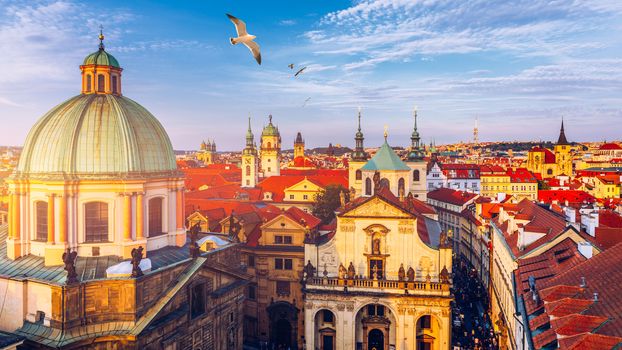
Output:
[526, 121, 574, 178]
[303, 186, 453, 350]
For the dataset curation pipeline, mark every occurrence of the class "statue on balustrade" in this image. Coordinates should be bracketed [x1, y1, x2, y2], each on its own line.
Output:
[131, 246, 144, 278]
[407, 266, 415, 281]
[338, 263, 347, 279]
[63, 248, 78, 284]
[440, 265, 450, 283]
[398, 263, 406, 281]
[347, 261, 356, 279]
[303, 260, 316, 280]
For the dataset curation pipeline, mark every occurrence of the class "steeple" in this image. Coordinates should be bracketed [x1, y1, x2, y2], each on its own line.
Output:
[352, 108, 368, 161]
[557, 119, 569, 145]
[407, 106, 424, 161]
[244, 117, 256, 154]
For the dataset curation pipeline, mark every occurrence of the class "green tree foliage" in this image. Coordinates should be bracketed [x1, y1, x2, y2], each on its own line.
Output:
[312, 184, 349, 224]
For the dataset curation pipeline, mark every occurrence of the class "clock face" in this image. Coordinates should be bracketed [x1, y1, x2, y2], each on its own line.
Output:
[245, 158, 251, 164]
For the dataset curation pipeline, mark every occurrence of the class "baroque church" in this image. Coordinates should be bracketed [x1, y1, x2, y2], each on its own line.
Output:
[0, 33, 246, 349]
[301, 110, 453, 350]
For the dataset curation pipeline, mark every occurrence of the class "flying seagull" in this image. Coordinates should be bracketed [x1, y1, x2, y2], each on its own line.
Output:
[294, 66, 307, 77]
[302, 97, 311, 107]
[288, 63, 294, 69]
[226, 13, 261, 65]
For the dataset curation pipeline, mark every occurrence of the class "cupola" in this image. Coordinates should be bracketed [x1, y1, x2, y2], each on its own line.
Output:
[80, 29, 123, 95]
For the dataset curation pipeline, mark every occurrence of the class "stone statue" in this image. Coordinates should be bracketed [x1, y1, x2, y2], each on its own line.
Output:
[349, 187, 356, 202]
[188, 222, 200, 243]
[347, 262, 356, 279]
[440, 265, 450, 283]
[398, 186, 405, 200]
[322, 263, 328, 277]
[372, 238, 381, 255]
[131, 246, 144, 278]
[62, 248, 78, 284]
[338, 263, 347, 279]
[398, 263, 406, 281]
[304, 260, 316, 279]
[407, 266, 415, 281]
[339, 190, 346, 207]
[372, 264, 379, 280]
[373, 171, 381, 193]
[189, 241, 200, 259]
[228, 212, 241, 243]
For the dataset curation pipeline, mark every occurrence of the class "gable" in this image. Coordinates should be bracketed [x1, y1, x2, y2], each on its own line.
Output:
[341, 197, 412, 218]
[187, 211, 207, 222]
[284, 178, 322, 193]
[261, 214, 305, 231]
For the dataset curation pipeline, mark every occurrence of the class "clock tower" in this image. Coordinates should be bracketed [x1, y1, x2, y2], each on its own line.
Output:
[242, 117, 259, 188]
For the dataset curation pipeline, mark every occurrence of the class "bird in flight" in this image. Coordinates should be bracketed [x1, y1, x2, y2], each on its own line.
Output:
[226, 13, 261, 65]
[302, 97, 311, 107]
[288, 63, 295, 70]
[294, 66, 307, 77]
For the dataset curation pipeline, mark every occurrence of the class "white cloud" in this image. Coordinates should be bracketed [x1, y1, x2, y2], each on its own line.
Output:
[279, 19, 296, 26]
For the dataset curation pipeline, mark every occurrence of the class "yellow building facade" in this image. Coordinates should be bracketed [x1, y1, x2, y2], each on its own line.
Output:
[526, 121, 573, 178]
[303, 190, 453, 350]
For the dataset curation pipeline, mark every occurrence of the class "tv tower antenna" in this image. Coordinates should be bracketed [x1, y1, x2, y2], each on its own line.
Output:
[473, 115, 479, 145]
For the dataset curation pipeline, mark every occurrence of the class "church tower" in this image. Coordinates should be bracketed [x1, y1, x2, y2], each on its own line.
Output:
[348, 108, 369, 198]
[242, 117, 259, 188]
[294, 132, 305, 159]
[405, 107, 428, 199]
[554, 119, 572, 176]
[260, 115, 281, 177]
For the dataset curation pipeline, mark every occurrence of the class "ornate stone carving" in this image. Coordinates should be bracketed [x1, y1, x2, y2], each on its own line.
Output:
[337, 303, 346, 311]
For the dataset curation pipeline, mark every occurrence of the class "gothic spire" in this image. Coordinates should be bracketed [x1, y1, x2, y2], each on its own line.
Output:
[557, 118, 569, 145]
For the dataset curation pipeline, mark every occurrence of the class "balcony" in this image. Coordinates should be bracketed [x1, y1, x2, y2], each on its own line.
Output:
[304, 276, 451, 297]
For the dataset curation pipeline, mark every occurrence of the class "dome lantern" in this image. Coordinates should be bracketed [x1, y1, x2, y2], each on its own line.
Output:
[80, 28, 123, 96]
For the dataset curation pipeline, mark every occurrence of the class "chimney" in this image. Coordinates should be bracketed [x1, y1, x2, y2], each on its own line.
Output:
[578, 242, 593, 259]
[580, 276, 587, 288]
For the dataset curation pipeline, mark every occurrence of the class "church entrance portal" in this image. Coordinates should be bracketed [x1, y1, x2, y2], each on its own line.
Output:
[368, 329, 384, 350]
[268, 301, 298, 349]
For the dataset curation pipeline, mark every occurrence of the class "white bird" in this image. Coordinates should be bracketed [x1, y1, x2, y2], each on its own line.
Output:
[226, 13, 261, 65]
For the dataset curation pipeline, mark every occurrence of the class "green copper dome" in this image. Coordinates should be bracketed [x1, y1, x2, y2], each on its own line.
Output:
[83, 49, 120, 68]
[261, 115, 280, 137]
[15, 94, 178, 179]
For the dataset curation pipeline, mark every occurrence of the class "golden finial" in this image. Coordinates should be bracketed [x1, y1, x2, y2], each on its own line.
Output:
[98, 25, 105, 50]
[384, 125, 388, 141]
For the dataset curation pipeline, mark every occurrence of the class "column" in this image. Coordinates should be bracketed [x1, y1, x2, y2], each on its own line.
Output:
[12, 192, 20, 240]
[47, 194, 55, 244]
[58, 194, 67, 243]
[123, 193, 132, 240]
[176, 189, 183, 230]
[8, 193, 13, 239]
[136, 192, 144, 239]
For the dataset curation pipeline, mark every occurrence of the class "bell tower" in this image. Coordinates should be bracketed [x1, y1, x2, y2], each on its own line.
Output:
[242, 117, 258, 188]
[348, 108, 369, 198]
[80, 28, 123, 96]
[260, 115, 281, 177]
[294, 132, 305, 159]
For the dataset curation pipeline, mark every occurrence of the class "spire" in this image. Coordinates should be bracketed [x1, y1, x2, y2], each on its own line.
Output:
[557, 118, 569, 145]
[384, 125, 388, 142]
[352, 108, 368, 161]
[245, 116, 256, 152]
[295, 132, 303, 144]
[407, 106, 424, 161]
[98, 25, 105, 51]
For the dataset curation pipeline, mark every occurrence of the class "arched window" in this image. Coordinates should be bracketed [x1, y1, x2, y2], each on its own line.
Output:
[379, 178, 390, 189]
[112, 75, 118, 94]
[85, 202, 108, 242]
[365, 178, 372, 196]
[418, 315, 431, 329]
[355, 169, 362, 180]
[86, 74, 92, 92]
[35, 201, 48, 241]
[97, 74, 105, 92]
[267, 141, 272, 148]
[547, 169, 553, 175]
[398, 177, 405, 195]
[149, 197, 163, 236]
[245, 165, 251, 176]
[413, 169, 420, 181]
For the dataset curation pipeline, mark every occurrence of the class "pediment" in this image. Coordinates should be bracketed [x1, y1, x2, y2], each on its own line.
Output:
[261, 214, 304, 230]
[285, 178, 322, 192]
[342, 197, 412, 218]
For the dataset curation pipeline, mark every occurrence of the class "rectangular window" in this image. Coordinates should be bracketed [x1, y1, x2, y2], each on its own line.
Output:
[367, 304, 385, 316]
[247, 255, 255, 267]
[36, 201, 48, 241]
[289, 194, 294, 200]
[190, 283, 206, 319]
[284, 236, 292, 244]
[276, 281, 290, 296]
[303, 194, 308, 200]
[148, 197, 163, 236]
[274, 235, 292, 244]
[248, 285, 256, 300]
[275, 235, 283, 244]
[85, 202, 109, 242]
[275, 258, 293, 270]
[369, 259, 384, 279]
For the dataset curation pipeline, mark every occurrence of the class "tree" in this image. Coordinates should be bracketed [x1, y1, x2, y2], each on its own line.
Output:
[312, 184, 349, 224]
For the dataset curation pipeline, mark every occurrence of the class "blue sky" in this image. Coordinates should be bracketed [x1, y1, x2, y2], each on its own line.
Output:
[1, 0, 621, 150]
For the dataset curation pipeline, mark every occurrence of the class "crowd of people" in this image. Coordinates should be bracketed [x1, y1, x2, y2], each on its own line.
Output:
[452, 261, 499, 350]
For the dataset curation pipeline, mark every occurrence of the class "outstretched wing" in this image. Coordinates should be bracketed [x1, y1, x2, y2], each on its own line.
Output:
[294, 66, 307, 77]
[243, 41, 261, 65]
[226, 14, 247, 36]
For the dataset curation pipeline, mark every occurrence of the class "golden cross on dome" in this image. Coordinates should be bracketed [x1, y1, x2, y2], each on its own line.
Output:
[384, 125, 388, 141]
[98, 25, 105, 49]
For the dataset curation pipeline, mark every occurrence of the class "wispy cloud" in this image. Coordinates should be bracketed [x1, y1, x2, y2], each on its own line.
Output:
[279, 19, 296, 26]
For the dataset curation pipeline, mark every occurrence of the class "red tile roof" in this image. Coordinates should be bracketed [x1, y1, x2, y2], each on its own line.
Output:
[538, 190, 596, 205]
[531, 147, 556, 163]
[258, 174, 348, 202]
[508, 168, 538, 183]
[560, 333, 622, 350]
[427, 188, 478, 206]
[598, 142, 622, 150]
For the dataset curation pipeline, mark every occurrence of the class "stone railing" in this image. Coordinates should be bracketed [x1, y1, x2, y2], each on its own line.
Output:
[304, 276, 450, 295]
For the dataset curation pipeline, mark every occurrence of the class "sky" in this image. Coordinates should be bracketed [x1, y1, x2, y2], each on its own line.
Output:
[0, 0, 621, 151]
